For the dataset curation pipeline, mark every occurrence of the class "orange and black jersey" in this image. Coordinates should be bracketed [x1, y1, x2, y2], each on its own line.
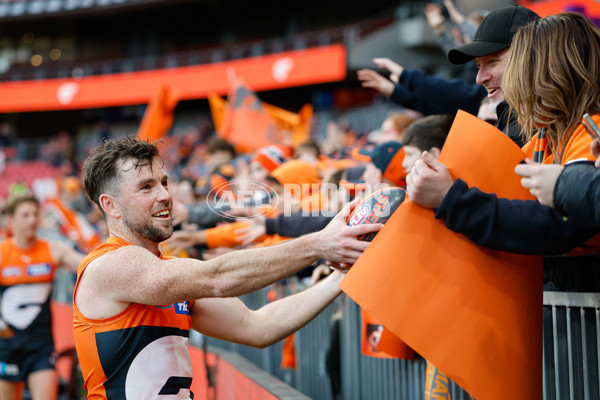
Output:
[0, 238, 57, 350]
[73, 236, 194, 400]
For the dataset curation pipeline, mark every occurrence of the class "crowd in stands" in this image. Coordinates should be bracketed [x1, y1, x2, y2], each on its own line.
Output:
[2, 1, 600, 399]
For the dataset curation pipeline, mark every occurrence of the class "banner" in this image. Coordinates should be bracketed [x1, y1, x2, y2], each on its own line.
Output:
[0, 45, 346, 113]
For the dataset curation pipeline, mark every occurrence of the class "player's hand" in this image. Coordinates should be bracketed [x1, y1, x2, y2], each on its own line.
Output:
[313, 199, 383, 267]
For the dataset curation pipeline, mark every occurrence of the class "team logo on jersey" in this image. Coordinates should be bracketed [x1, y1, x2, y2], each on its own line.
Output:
[26, 263, 51, 277]
[175, 301, 190, 315]
[2, 266, 22, 278]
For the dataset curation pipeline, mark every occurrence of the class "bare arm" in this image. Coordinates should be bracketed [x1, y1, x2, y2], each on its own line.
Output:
[51, 241, 85, 273]
[76, 201, 382, 317]
[190, 270, 344, 348]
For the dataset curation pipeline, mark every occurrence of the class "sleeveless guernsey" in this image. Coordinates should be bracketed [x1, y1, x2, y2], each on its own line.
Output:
[73, 236, 194, 400]
[0, 238, 57, 351]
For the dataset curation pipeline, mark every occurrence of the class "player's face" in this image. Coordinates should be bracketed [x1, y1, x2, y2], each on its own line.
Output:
[11, 201, 39, 240]
[117, 158, 174, 243]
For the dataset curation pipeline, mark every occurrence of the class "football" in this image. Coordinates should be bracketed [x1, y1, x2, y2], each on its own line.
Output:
[347, 187, 406, 241]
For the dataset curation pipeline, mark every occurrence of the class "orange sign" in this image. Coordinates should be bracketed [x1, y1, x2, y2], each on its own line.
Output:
[0, 45, 346, 113]
[519, 0, 600, 18]
[341, 111, 543, 400]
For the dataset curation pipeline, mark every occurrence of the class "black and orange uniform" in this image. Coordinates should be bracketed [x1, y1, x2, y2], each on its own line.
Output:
[73, 236, 194, 399]
[0, 238, 57, 381]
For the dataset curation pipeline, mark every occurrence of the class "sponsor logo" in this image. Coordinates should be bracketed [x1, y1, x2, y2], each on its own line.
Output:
[0, 362, 19, 376]
[26, 263, 51, 277]
[56, 82, 80, 105]
[2, 266, 22, 278]
[272, 57, 294, 82]
[175, 301, 190, 315]
[349, 204, 371, 226]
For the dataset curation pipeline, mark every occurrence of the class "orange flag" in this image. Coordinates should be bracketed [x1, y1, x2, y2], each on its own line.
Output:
[137, 85, 178, 143]
[45, 198, 102, 253]
[262, 102, 313, 147]
[340, 111, 543, 400]
[207, 93, 227, 133]
[219, 82, 284, 153]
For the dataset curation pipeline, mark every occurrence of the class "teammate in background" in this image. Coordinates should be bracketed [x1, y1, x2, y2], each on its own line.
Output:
[0, 195, 84, 400]
[73, 136, 381, 398]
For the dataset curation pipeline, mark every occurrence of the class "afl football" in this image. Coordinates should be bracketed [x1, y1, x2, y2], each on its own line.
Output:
[347, 187, 406, 241]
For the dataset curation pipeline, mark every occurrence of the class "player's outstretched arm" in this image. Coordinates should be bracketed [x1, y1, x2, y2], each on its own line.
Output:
[77, 201, 382, 312]
[190, 270, 345, 348]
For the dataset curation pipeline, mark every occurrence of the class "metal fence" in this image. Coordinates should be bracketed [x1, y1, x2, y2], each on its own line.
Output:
[543, 292, 600, 400]
[202, 284, 600, 400]
[201, 284, 472, 400]
[53, 269, 600, 399]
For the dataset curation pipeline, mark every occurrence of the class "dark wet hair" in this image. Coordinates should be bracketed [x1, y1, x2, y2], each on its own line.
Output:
[82, 136, 159, 213]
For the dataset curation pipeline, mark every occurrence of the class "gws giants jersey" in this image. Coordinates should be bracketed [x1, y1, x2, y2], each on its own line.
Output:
[73, 236, 194, 400]
[0, 238, 57, 350]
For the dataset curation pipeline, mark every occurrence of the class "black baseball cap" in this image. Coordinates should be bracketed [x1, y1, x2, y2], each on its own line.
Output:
[448, 5, 540, 65]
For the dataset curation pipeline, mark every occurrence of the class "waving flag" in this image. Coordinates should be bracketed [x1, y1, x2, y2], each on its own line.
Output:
[137, 85, 178, 143]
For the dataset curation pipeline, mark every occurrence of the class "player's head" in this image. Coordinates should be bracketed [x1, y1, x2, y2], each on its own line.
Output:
[4, 194, 40, 239]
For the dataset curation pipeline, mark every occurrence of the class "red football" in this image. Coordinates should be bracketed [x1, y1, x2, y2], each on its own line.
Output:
[347, 187, 406, 241]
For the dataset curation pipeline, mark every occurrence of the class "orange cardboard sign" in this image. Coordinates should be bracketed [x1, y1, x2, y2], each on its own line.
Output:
[341, 111, 543, 400]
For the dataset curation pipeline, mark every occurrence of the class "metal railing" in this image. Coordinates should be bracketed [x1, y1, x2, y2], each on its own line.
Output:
[202, 284, 600, 400]
[543, 292, 600, 400]
[52, 265, 600, 399]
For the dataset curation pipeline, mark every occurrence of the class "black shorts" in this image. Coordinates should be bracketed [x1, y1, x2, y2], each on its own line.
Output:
[0, 341, 55, 382]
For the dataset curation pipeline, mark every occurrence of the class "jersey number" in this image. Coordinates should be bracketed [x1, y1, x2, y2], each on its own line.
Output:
[125, 335, 194, 399]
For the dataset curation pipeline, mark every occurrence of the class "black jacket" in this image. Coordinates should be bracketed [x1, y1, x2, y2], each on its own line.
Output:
[390, 68, 487, 117]
[554, 161, 600, 227]
[435, 178, 598, 255]
[266, 213, 333, 237]
[433, 101, 600, 291]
